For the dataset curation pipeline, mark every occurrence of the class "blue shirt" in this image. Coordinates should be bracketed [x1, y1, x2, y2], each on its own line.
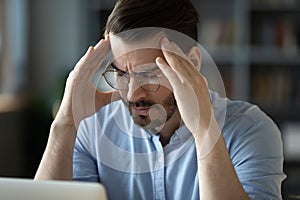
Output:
[73, 92, 286, 200]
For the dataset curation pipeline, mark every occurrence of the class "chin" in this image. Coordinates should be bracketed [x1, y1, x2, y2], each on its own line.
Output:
[132, 115, 151, 127]
[133, 115, 166, 134]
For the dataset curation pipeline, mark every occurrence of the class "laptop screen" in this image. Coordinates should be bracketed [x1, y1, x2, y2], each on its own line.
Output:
[0, 177, 107, 200]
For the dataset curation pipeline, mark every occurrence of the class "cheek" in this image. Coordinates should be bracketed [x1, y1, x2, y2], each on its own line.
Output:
[119, 90, 128, 101]
[155, 86, 173, 102]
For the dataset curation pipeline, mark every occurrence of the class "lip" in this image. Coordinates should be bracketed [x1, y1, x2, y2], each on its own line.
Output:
[131, 106, 150, 116]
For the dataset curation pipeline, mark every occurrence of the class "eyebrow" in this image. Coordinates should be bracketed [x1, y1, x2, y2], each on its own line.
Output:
[110, 62, 160, 73]
[135, 64, 159, 72]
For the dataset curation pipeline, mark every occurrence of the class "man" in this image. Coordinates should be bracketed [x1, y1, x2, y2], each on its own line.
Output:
[35, 0, 286, 199]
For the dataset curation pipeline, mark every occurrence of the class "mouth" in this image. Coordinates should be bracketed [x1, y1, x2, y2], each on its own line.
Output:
[130, 101, 154, 116]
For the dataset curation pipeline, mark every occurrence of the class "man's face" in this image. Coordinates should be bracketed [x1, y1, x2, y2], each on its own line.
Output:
[111, 48, 178, 130]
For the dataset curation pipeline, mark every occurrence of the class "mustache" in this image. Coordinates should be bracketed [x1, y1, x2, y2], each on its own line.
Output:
[129, 100, 155, 108]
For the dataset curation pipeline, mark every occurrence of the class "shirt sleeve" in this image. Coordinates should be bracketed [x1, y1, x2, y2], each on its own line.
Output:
[224, 104, 286, 200]
[73, 118, 100, 182]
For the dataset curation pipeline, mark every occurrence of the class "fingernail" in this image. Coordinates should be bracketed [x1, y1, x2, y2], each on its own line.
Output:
[156, 57, 168, 67]
[156, 57, 163, 64]
[86, 46, 94, 54]
[161, 37, 169, 45]
[95, 39, 104, 48]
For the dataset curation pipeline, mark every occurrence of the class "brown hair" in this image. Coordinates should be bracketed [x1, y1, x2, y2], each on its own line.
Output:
[104, 0, 199, 40]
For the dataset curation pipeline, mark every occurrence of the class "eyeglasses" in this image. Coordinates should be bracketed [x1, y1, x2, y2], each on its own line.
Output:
[102, 64, 163, 92]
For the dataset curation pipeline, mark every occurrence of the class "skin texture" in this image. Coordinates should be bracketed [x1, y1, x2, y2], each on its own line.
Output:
[35, 36, 250, 199]
[156, 38, 249, 199]
[112, 47, 181, 143]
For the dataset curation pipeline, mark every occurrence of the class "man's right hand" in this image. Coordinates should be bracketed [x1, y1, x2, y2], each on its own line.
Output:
[35, 37, 119, 180]
[54, 37, 119, 129]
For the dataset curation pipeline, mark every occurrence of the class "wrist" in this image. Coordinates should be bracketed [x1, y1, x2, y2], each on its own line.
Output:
[50, 116, 77, 138]
[53, 110, 75, 127]
[194, 117, 222, 159]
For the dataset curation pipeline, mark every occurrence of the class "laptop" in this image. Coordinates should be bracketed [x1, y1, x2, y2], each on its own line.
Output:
[0, 177, 107, 200]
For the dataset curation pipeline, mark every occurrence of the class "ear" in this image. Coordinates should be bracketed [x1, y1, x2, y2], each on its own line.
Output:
[187, 46, 201, 71]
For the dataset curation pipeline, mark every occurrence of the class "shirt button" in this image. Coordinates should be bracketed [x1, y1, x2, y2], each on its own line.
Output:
[158, 156, 164, 163]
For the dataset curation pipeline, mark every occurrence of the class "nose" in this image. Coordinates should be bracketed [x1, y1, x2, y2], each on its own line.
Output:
[126, 77, 147, 102]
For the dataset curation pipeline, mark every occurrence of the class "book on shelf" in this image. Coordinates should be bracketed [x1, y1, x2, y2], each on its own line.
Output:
[250, 65, 300, 119]
[252, 0, 299, 7]
[198, 19, 234, 50]
[251, 13, 299, 54]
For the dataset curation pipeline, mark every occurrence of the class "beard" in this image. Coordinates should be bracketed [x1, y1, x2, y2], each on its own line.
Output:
[123, 93, 178, 131]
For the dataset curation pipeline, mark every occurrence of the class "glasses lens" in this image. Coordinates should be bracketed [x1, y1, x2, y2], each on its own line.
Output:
[103, 70, 128, 90]
[103, 67, 161, 91]
[136, 73, 160, 91]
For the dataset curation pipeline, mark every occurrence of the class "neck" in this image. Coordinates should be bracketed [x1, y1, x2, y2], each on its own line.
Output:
[158, 110, 182, 146]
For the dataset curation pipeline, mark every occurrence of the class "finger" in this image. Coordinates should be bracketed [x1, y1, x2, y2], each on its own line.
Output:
[161, 38, 185, 58]
[161, 38, 193, 78]
[88, 39, 111, 73]
[156, 57, 185, 88]
[169, 41, 200, 75]
[163, 45, 207, 91]
[76, 39, 109, 71]
[80, 39, 111, 82]
[94, 36, 109, 50]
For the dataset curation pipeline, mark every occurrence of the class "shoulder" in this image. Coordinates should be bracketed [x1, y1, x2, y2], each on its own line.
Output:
[221, 97, 283, 164]
[210, 91, 283, 158]
[210, 91, 279, 136]
[219, 98, 285, 199]
[224, 98, 280, 137]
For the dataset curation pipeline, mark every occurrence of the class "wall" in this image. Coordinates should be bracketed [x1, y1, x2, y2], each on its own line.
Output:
[0, 0, 93, 177]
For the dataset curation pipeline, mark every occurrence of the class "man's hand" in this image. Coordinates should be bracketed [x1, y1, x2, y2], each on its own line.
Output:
[55, 37, 119, 128]
[35, 38, 119, 180]
[156, 38, 213, 140]
[156, 38, 250, 200]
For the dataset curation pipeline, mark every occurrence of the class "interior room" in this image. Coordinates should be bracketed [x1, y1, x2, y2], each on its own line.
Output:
[0, 0, 299, 199]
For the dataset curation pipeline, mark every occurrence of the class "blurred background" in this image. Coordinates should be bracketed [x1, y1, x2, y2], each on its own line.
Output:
[0, 0, 299, 198]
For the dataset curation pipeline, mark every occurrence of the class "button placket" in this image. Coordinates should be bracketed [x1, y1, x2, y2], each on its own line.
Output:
[151, 135, 166, 200]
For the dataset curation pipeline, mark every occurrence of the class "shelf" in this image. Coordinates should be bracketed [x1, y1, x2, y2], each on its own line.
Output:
[201, 45, 235, 63]
[198, 0, 300, 116]
[251, 5, 300, 13]
[0, 93, 28, 113]
[251, 0, 300, 12]
[203, 45, 300, 65]
[250, 46, 300, 64]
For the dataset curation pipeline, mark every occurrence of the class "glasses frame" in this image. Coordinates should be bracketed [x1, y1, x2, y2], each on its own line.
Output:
[102, 63, 162, 92]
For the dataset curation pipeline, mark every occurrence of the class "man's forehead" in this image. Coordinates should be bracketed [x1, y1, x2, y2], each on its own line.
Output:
[109, 32, 165, 58]
[112, 48, 163, 71]
[108, 27, 197, 57]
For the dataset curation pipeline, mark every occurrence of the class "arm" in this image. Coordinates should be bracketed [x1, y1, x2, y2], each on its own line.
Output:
[35, 38, 114, 180]
[156, 38, 249, 199]
[34, 118, 77, 180]
[194, 119, 250, 199]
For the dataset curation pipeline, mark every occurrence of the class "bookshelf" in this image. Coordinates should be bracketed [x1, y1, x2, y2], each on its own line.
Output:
[197, 0, 300, 122]
[249, 1, 300, 124]
[196, 0, 300, 198]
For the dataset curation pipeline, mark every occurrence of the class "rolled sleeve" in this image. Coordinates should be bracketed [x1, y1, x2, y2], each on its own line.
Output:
[223, 104, 286, 199]
[73, 119, 99, 182]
